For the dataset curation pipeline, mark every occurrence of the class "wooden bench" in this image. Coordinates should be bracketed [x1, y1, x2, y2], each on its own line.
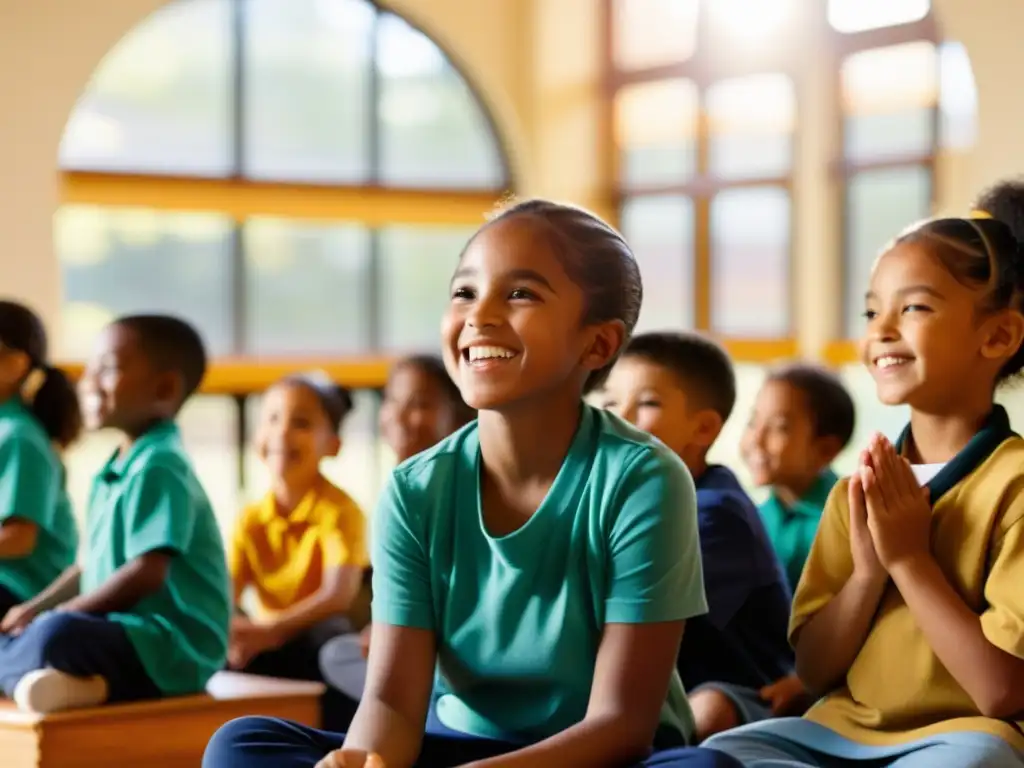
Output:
[0, 671, 325, 768]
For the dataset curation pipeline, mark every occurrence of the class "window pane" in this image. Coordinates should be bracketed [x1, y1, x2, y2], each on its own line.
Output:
[710, 187, 790, 336]
[939, 42, 978, 151]
[243, 0, 373, 182]
[828, 0, 930, 33]
[844, 166, 932, 335]
[842, 42, 937, 162]
[377, 14, 505, 188]
[378, 227, 473, 352]
[620, 195, 694, 331]
[612, 0, 699, 71]
[706, 0, 800, 55]
[57, 206, 235, 359]
[615, 79, 698, 188]
[243, 219, 371, 354]
[180, 396, 240, 537]
[244, 389, 381, 514]
[707, 74, 795, 179]
[60, 0, 233, 175]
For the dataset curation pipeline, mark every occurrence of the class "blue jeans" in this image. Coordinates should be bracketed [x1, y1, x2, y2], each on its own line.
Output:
[0, 610, 161, 702]
[703, 718, 1024, 767]
[203, 715, 743, 768]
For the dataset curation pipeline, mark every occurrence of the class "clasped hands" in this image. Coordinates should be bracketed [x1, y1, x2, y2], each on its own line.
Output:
[848, 433, 933, 580]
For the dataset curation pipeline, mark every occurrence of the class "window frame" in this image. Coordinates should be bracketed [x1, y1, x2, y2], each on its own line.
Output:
[829, 13, 940, 364]
[601, 0, 801, 361]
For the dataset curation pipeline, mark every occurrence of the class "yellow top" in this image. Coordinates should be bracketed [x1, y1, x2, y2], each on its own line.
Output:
[229, 475, 369, 614]
[791, 434, 1024, 751]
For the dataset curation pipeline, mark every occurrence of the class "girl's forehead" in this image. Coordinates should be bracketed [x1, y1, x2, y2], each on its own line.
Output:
[871, 242, 970, 294]
[263, 382, 320, 412]
[461, 217, 567, 276]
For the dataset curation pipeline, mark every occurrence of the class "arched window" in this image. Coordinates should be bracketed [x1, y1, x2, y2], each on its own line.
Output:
[603, 0, 977, 479]
[58, 0, 510, 519]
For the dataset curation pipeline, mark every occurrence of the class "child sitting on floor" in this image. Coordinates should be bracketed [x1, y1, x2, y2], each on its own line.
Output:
[0, 301, 80, 619]
[203, 200, 740, 768]
[0, 314, 230, 713]
[598, 331, 794, 741]
[705, 204, 1024, 767]
[228, 372, 368, 681]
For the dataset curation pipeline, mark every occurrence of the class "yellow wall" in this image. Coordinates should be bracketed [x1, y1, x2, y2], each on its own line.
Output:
[3, 0, 1024, 359]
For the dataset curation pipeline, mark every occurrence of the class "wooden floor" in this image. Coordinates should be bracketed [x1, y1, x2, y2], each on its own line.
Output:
[0, 672, 324, 768]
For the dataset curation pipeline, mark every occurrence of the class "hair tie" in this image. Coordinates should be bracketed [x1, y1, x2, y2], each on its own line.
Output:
[970, 209, 994, 220]
[20, 367, 46, 405]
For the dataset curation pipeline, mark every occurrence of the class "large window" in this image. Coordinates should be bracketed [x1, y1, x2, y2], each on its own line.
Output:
[58, 0, 509, 527]
[604, 0, 977, 475]
[604, 0, 976, 354]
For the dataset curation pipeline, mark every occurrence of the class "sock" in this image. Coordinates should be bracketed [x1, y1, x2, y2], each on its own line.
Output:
[12, 668, 109, 713]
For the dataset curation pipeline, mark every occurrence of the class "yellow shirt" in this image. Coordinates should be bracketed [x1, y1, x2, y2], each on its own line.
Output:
[230, 475, 369, 615]
[792, 417, 1024, 751]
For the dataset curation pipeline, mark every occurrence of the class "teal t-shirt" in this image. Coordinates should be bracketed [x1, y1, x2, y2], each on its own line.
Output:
[372, 405, 707, 744]
[758, 469, 838, 593]
[0, 398, 78, 603]
[82, 421, 230, 695]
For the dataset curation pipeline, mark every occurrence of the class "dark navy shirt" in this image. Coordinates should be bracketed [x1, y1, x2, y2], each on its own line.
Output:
[677, 465, 794, 691]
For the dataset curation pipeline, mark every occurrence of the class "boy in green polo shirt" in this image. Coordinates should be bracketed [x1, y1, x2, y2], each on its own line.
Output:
[0, 314, 230, 714]
[740, 363, 855, 594]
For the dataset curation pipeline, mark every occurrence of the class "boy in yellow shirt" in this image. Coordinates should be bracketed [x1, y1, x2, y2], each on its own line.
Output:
[228, 372, 368, 681]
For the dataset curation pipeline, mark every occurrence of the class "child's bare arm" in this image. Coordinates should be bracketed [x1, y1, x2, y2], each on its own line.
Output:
[265, 564, 363, 643]
[0, 519, 38, 558]
[466, 620, 686, 768]
[61, 551, 171, 615]
[336, 623, 437, 768]
[31, 564, 83, 611]
[0, 564, 82, 633]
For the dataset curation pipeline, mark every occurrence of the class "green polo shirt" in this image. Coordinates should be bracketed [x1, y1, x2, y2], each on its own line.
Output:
[82, 421, 230, 695]
[758, 469, 838, 593]
[0, 398, 78, 602]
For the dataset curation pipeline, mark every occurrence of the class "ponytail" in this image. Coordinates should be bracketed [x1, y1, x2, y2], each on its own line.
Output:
[0, 301, 79, 445]
[26, 365, 82, 449]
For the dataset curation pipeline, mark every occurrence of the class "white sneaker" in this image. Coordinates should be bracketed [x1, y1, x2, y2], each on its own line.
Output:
[12, 668, 109, 714]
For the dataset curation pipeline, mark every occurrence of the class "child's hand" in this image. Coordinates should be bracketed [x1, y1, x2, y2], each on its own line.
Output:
[759, 673, 810, 716]
[862, 434, 932, 571]
[227, 617, 282, 669]
[848, 454, 885, 584]
[0, 602, 38, 636]
[315, 750, 386, 768]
